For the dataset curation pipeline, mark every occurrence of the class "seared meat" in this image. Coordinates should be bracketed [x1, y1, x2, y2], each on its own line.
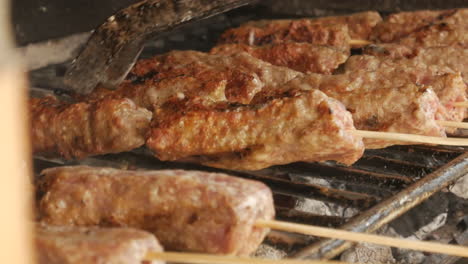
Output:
[147, 88, 364, 170]
[218, 22, 352, 51]
[362, 45, 468, 82]
[397, 22, 468, 49]
[411, 46, 468, 82]
[30, 96, 152, 159]
[370, 9, 468, 50]
[220, 11, 381, 46]
[35, 224, 163, 264]
[268, 74, 448, 149]
[363, 43, 416, 59]
[366, 9, 468, 63]
[371, 9, 456, 43]
[211, 42, 349, 74]
[344, 54, 467, 125]
[89, 51, 300, 107]
[37, 166, 275, 256]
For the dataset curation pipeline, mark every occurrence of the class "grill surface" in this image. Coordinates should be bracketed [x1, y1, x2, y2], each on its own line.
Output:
[29, 3, 468, 263]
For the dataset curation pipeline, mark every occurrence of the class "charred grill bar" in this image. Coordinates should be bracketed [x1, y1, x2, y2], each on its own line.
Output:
[22, 0, 468, 263]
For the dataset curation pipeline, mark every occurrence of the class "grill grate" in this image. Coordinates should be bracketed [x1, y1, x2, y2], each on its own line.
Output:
[28, 3, 468, 263]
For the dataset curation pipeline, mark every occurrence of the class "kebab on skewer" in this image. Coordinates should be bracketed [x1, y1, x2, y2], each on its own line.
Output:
[362, 45, 468, 85]
[365, 22, 467, 59]
[218, 11, 382, 47]
[370, 8, 468, 44]
[363, 8, 468, 59]
[36, 166, 275, 256]
[147, 87, 365, 170]
[343, 54, 467, 121]
[30, 96, 152, 159]
[35, 224, 164, 264]
[86, 51, 301, 107]
[211, 42, 349, 74]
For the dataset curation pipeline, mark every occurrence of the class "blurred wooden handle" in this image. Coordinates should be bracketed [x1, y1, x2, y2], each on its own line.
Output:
[0, 68, 33, 264]
[0, 0, 34, 263]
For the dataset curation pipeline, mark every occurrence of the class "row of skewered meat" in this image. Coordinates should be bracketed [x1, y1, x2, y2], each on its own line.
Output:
[30, 8, 468, 170]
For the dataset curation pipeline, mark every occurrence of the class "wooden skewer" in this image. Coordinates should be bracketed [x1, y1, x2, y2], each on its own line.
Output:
[349, 39, 373, 46]
[145, 219, 468, 262]
[145, 252, 348, 264]
[255, 220, 468, 258]
[354, 130, 468, 146]
[438, 120, 468, 129]
[453, 101, 468, 107]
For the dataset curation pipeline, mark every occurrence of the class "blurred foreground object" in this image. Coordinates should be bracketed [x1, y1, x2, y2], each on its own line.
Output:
[0, 0, 33, 263]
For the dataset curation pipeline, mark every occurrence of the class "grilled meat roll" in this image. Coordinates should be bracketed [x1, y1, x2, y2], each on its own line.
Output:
[371, 9, 457, 43]
[219, 11, 381, 47]
[344, 54, 467, 123]
[219, 22, 352, 51]
[396, 22, 468, 49]
[37, 167, 275, 256]
[368, 9, 468, 55]
[30, 96, 152, 159]
[147, 88, 364, 170]
[36, 224, 163, 264]
[362, 46, 468, 84]
[211, 42, 349, 74]
[88, 51, 300, 107]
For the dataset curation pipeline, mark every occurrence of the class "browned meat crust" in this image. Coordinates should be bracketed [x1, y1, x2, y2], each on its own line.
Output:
[371, 9, 468, 50]
[35, 224, 163, 264]
[218, 22, 351, 51]
[412, 46, 468, 83]
[371, 9, 456, 43]
[397, 22, 468, 49]
[362, 45, 468, 83]
[37, 166, 275, 256]
[210, 42, 349, 74]
[272, 74, 447, 149]
[363, 43, 416, 59]
[30, 96, 152, 159]
[88, 51, 300, 107]
[225, 11, 381, 43]
[147, 88, 364, 170]
[344, 54, 467, 126]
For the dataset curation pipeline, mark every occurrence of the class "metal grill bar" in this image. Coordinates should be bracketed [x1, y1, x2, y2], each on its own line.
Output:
[293, 152, 468, 259]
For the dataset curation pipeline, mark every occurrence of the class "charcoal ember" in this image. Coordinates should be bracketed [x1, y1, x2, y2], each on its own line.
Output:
[389, 193, 449, 237]
[390, 213, 448, 264]
[449, 175, 468, 199]
[295, 198, 358, 218]
[409, 213, 448, 240]
[340, 242, 396, 264]
[291, 174, 359, 218]
[343, 211, 448, 264]
[253, 244, 287, 259]
[396, 250, 426, 264]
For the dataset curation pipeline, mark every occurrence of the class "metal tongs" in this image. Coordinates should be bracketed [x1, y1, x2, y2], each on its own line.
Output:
[64, 0, 254, 94]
